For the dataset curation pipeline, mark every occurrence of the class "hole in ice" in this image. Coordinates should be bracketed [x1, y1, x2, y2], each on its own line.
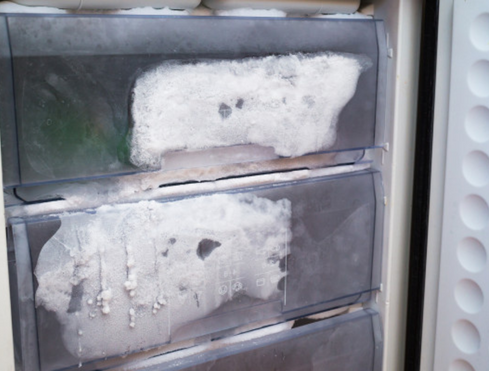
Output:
[218, 103, 233, 119]
[279, 254, 290, 272]
[236, 98, 244, 109]
[277, 277, 285, 291]
[67, 283, 84, 313]
[197, 239, 222, 260]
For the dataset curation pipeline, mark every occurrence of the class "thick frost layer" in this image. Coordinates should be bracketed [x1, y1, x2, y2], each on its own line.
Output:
[35, 193, 291, 363]
[130, 52, 371, 169]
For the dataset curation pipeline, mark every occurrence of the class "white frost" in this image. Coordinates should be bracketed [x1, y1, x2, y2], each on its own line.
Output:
[214, 8, 287, 17]
[35, 193, 291, 362]
[130, 52, 371, 169]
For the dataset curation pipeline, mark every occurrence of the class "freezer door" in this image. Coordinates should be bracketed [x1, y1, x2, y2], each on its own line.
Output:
[426, 0, 489, 370]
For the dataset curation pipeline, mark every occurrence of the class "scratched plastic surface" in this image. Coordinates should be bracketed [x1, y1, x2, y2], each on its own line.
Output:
[8, 170, 383, 371]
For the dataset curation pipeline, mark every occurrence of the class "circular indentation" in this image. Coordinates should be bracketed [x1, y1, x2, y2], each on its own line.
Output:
[455, 279, 484, 314]
[460, 195, 489, 230]
[471, 13, 489, 51]
[466, 106, 489, 143]
[452, 320, 481, 354]
[463, 151, 489, 186]
[450, 359, 475, 371]
[458, 237, 487, 273]
[468, 60, 489, 97]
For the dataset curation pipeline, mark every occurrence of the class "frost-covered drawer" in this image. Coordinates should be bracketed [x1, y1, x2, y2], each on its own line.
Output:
[8, 170, 383, 371]
[0, 14, 386, 187]
[124, 309, 383, 371]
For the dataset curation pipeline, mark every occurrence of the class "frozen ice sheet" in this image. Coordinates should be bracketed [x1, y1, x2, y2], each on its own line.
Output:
[35, 193, 291, 365]
[130, 52, 372, 169]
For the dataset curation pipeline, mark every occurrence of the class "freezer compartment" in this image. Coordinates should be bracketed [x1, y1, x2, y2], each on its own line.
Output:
[8, 169, 383, 371]
[0, 14, 386, 188]
[125, 309, 383, 371]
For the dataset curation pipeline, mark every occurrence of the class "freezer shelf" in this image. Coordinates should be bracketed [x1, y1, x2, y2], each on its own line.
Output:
[8, 170, 383, 371]
[127, 309, 382, 371]
[0, 14, 386, 188]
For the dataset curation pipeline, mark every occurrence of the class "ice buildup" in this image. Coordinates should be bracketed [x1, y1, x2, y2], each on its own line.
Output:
[130, 52, 372, 169]
[35, 193, 291, 362]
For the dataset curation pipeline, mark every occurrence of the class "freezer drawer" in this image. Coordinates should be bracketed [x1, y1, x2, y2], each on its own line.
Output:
[0, 14, 386, 188]
[8, 169, 383, 371]
[126, 309, 382, 371]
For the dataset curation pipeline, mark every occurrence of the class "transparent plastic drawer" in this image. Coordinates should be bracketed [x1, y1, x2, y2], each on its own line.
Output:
[128, 309, 383, 371]
[0, 14, 386, 188]
[8, 170, 383, 371]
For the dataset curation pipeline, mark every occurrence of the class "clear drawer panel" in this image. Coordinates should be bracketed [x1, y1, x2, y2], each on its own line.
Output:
[9, 1, 201, 10]
[8, 170, 383, 370]
[0, 14, 386, 187]
[129, 309, 382, 371]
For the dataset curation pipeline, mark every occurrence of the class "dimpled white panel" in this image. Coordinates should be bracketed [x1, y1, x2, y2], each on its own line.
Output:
[434, 1, 489, 370]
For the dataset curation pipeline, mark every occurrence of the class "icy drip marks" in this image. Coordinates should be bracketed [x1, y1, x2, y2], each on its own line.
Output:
[124, 243, 137, 298]
[152, 296, 167, 315]
[129, 308, 136, 329]
[96, 243, 112, 315]
[34, 193, 291, 362]
[129, 52, 372, 170]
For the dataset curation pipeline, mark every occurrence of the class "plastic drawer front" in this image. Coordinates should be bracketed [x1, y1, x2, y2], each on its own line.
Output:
[9, 1, 201, 10]
[0, 15, 386, 187]
[132, 309, 382, 371]
[8, 170, 383, 371]
[203, 0, 361, 14]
